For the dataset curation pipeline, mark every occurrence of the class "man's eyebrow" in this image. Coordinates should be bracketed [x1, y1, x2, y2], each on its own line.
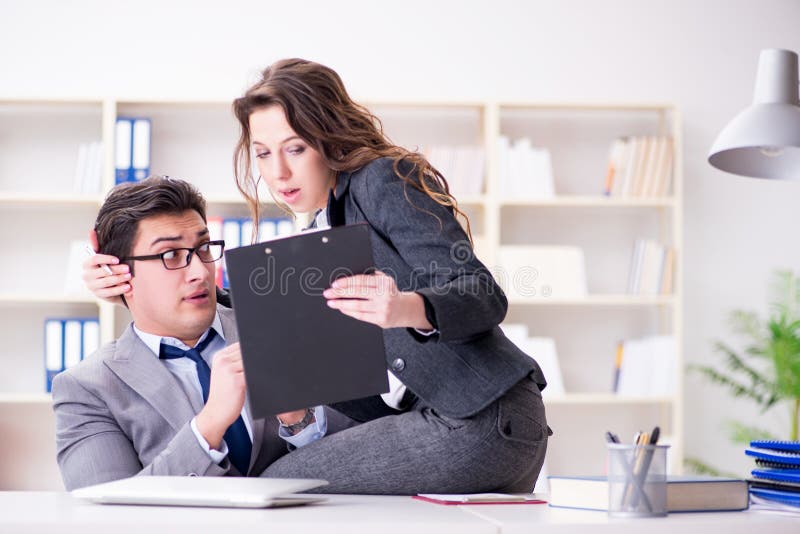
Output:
[150, 236, 181, 247]
[149, 229, 208, 247]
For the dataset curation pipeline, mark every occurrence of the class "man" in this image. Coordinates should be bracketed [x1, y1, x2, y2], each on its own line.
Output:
[53, 176, 343, 491]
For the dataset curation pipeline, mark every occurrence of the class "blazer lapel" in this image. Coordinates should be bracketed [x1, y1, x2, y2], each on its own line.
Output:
[328, 171, 352, 227]
[104, 325, 198, 432]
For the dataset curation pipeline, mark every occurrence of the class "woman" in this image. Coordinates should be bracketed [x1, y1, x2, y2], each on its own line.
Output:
[85, 58, 550, 494]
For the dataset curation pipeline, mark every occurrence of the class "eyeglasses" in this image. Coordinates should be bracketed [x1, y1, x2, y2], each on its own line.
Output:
[121, 240, 225, 270]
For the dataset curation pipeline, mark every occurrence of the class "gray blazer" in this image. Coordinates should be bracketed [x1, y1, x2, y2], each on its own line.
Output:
[53, 306, 288, 491]
[325, 158, 547, 420]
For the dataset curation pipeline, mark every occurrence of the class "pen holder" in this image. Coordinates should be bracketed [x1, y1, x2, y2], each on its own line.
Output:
[607, 443, 669, 518]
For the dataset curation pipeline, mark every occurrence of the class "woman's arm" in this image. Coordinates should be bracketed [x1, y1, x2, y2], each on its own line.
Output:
[330, 160, 507, 342]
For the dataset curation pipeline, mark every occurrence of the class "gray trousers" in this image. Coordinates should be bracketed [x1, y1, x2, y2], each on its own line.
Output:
[261, 374, 549, 495]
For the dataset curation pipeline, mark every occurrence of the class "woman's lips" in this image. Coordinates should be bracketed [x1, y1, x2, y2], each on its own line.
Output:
[280, 188, 300, 203]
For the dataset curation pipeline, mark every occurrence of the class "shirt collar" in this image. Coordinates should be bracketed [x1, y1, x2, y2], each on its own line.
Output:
[314, 207, 331, 230]
[326, 171, 350, 227]
[133, 312, 226, 357]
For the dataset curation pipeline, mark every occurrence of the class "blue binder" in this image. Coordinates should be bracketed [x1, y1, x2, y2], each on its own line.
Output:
[115, 118, 134, 184]
[115, 117, 151, 184]
[43, 318, 100, 392]
[745, 448, 800, 465]
[750, 440, 800, 452]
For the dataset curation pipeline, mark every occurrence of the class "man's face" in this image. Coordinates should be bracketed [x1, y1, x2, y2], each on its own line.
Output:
[124, 210, 217, 346]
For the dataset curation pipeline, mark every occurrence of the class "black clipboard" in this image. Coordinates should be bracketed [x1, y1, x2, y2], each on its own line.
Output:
[225, 223, 389, 419]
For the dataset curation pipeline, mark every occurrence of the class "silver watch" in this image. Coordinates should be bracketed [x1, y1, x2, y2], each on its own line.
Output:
[278, 408, 315, 434]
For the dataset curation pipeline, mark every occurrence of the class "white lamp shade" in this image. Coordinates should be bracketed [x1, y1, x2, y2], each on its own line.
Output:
[708, 49, 800, 180]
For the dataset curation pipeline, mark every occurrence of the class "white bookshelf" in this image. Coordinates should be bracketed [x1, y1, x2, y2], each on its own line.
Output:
[545, 394, 674, 405]
[487, 102, 683, 478]
[0, 294, 97, 305]
[0, 97, 683, 488]
[506, 295, 677, 306]
[497, 196, 676, 207]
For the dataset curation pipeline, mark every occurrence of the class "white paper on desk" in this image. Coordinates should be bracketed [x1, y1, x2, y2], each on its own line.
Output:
[418, 493, 534, 503]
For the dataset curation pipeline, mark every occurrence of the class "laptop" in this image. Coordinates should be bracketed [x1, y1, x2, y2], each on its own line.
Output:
[72, 476, 329, 508]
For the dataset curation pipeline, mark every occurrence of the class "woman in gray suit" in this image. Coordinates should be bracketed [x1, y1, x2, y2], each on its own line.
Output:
[85, 58, 550, 495]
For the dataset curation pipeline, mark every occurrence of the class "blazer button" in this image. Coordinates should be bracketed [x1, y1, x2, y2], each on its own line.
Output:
[391, 358, 406, 372]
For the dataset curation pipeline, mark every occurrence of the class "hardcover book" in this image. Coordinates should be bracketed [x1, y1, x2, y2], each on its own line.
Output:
[547, 475, 749, 512]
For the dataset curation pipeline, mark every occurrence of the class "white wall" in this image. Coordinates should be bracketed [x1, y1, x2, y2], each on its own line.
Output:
[2, 0, 800, 476]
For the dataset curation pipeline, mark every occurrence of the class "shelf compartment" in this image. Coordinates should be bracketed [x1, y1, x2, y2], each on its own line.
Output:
[0, 393, 51, 404]
[0, 193, 102, 206]
[507, 295, 676, 306]
[545, 393, 673, 405]
[499, 196, 676, 208]
[0, 294, 97, 305]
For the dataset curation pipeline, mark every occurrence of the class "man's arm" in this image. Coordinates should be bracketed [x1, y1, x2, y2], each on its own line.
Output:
[52, 372, 228, 491]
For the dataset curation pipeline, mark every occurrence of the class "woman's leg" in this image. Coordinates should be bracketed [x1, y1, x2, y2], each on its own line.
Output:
[261, 374, 549, 494]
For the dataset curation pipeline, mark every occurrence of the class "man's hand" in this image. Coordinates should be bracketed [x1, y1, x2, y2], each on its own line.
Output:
[195, 342, 246, 450]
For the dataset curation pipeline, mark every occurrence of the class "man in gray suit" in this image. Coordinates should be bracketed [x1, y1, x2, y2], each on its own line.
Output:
[53, 176, 339, 491]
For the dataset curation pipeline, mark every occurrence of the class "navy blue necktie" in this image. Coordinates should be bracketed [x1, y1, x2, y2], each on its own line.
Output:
[159, 329, 252, 475]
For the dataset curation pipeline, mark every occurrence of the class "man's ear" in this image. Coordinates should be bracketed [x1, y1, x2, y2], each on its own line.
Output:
[120, 275, 134, 309]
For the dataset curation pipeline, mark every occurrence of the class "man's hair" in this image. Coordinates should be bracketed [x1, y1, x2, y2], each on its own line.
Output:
[94, 175, 207, 273]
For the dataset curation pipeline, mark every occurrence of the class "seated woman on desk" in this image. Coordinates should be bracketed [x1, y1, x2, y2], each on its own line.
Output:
[84, 58, 551, 495]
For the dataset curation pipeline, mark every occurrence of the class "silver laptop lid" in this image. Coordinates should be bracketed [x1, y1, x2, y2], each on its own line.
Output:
[72, 476, 329, 508]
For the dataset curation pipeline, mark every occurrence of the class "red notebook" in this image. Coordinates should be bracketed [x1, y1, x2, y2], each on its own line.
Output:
[413, 493, 547, 506]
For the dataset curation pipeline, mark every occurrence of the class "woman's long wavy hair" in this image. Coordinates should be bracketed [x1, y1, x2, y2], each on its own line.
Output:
[232, 58, 471, 243]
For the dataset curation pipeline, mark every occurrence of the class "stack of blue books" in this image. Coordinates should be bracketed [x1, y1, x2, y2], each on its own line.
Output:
[746, 440, 800, 510]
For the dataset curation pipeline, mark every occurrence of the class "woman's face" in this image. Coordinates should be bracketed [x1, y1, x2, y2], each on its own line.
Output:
[249, 105, 335, 214]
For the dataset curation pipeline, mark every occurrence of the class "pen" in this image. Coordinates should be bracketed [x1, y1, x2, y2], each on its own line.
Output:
[629, 428, 661, 511]
[84, 244, 114, 275]
[605, 431, 620, 444]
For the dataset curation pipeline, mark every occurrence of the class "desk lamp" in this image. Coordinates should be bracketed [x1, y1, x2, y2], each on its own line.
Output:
[708, 49, 800, 179]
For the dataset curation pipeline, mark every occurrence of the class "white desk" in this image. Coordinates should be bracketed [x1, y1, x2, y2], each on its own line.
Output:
[459, 503, 799, 533]
[0, 492, 797, 534]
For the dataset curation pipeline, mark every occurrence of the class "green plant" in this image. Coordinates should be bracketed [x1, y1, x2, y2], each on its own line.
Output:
[691, 269, 800, 443]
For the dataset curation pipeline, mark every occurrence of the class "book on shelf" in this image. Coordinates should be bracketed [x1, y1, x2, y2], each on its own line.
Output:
[497, 136, 555, 200]
[45, 317, 100, 392]
[115, 117, 151, 184]
[211, 216, 295, 289]
[604, 135, 673, 198]
[547, 475, 749, 512]
[613, 335, 676, 397]
[500, 324, 564, 397]
[626, 238, 675, 296]
[422, 145, 485, 197]
[65, 240, 94, 296]
[498, 246, 587, 300]
[72, 141, 103, 195]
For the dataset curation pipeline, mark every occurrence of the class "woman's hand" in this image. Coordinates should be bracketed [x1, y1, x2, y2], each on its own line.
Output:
[82, 230, 131, 305]
[323, 271, 433, 330]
